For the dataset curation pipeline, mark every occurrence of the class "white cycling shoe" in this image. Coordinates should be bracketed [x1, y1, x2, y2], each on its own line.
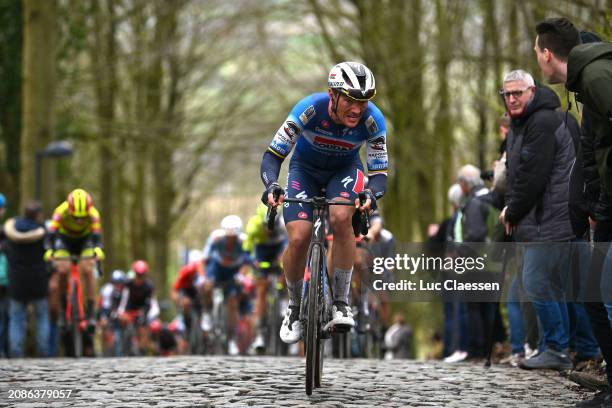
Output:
[279, 305, 302, 344]
[323, 301, 355, 331]
[252, 333, 265, 350]
[228, 339, 239, 356]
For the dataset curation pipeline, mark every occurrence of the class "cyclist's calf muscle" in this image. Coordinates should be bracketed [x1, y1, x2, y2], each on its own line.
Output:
[282, 220, 312, 283]
[329, 204, 356, 271]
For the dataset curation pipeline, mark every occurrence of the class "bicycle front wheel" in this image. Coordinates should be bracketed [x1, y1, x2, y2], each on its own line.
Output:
[305, 244, 322, 395]
[315, 335, 324, 387]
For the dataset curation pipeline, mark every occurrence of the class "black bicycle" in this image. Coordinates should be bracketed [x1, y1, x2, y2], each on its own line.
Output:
[267, 189, 369, 395]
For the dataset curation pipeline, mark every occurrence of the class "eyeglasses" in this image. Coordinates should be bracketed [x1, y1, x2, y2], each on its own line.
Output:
[499, 87, 532, 99]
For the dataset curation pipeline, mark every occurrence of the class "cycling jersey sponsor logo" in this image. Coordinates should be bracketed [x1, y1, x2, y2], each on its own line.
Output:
[340, 191, 350, 198]
[369, 160, 388, 171]
[295, 190, 308, 208]
[369, 152, 387, 159]
[342, 176, 354, 188]
[298, 211, 308, 219]
[270, 140, 290, 155]
[352, 169, 365, 193]
[313, 135, 355, 151]
[328, 81, 344, 87]
[370, 136, 386, 151]
[290, 180, 301, 190]
[321, 120, 329, 128]
[283, 121, 300, 140]
[299, 105, 316, 125]
[365, 115, 379, 135]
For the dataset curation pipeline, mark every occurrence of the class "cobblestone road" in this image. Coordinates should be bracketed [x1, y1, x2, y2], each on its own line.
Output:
[0, 356, 593, 407]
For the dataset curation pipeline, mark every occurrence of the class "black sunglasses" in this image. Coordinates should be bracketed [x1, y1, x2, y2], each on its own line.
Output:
[341, 88, 376, 101]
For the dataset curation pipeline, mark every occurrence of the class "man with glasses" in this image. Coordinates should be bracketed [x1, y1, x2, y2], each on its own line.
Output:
[499, 69, 577, 370]
[260, 62, 388, 344]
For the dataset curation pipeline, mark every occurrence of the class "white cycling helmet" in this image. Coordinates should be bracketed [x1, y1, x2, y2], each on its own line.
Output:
[188, 249, 204, 264]
[220, 215, 243, 236]
[111, 269, 126, 284]
[328, 61, 376, 101]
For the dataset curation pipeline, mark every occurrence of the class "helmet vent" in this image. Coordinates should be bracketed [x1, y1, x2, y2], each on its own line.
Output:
[342, 70, 355, 88]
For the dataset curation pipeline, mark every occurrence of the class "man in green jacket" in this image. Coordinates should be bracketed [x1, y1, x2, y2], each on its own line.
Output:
[534, 17, 612, 407]
[534, 18, 612, 199]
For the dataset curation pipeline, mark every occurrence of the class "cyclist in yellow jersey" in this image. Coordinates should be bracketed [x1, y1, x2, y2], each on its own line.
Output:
[244, 204, 287, 351]
[45, 188, 105, 329]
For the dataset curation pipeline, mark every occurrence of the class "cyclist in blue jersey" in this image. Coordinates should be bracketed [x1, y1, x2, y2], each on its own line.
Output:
[260, 62, 388, 344]
[199, 215, 254, 355]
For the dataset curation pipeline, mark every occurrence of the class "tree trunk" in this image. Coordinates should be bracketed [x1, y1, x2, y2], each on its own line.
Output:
[355, 0, 428, 241]
[91, 0, 117, 270]
[21, 0, 57, 210]
[434, 0, 453, 221]
[0, 1, 23, 213]
[141, 1, 182, 298]
[476, 4, 489, 170]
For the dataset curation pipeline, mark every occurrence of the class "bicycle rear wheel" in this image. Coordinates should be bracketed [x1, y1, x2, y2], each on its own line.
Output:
[305, 244, 321, 395]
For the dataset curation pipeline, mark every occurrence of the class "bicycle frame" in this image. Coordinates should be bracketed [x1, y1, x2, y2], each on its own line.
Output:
[281, 195, 359, 395]
[299, 200, 333, 333]
[65, 257, 85, 328]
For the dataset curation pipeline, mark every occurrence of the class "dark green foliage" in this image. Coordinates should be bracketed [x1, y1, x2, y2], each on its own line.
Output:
[0, 0, 22, 213]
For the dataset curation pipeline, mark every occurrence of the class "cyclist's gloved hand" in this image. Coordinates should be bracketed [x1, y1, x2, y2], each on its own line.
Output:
[93, 247, 105, 261]
[355, 189, 377, 212]
[263, 182, 285, 207]
[43, 249, 54, 262]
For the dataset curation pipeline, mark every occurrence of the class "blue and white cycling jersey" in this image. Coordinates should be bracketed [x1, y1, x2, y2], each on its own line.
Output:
[267, 92, 388, 174]
[202, 230, 251, 270]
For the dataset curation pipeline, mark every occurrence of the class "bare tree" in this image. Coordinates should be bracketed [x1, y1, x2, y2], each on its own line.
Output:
[21, 0, 57, 209]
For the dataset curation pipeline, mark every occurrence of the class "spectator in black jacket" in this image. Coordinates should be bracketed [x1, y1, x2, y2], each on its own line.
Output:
[5, 201, 49, 357]
[499, 69, 575, 370]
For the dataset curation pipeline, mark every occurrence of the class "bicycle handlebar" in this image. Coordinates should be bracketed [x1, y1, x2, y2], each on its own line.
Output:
[282, 197, 355, 206]
[266, 193, 370, 236]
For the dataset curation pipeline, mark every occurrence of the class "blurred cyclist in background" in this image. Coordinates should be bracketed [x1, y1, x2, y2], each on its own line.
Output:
[199, 215, 254, 355]
[244, 204, 287, 351]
